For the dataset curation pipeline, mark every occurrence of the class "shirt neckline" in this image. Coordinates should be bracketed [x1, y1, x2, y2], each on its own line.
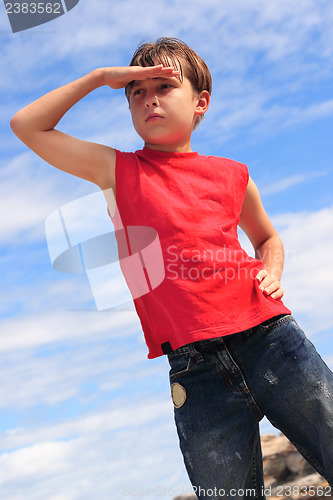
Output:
[137, 146, 200, 159]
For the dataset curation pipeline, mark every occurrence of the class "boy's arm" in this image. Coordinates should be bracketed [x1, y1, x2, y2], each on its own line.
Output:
[10, 65, 178, 189]
[239, 177, 284, 300]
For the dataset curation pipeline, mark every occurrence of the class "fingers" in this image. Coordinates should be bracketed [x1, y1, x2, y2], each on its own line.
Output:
[103, 65, 180, 90]
[132, 64, 179, 80]
[265, 283, 284, 300]
[256, 270, 284, 300]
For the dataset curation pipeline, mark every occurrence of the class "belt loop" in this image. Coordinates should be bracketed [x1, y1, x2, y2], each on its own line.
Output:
[161, 341, 173, 355]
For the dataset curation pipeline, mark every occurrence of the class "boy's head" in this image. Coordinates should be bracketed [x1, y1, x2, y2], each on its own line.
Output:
[125, 37, 212, 129]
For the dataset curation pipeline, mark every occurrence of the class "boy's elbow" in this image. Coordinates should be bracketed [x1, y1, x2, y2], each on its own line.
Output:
[10, 113, 26, 138]
[10, 112, 53, 139]
[10, 114, 19, 134]
[10, 112, 42, 142]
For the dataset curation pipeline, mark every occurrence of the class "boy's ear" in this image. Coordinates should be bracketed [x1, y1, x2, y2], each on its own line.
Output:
[194, 90, 210, 117]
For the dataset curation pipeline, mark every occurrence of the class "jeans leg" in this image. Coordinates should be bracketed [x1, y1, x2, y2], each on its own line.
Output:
[168, 344, 266, 500]
[225, 315, 333, 486]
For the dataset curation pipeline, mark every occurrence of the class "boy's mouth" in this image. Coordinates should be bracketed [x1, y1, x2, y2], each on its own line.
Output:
[146, 113, 163, 122]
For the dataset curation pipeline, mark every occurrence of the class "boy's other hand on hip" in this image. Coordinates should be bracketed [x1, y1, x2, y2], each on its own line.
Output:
[256, 269, 284, 300]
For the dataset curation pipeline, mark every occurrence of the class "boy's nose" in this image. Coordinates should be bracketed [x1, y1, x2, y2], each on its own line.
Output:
[145, 94, 159, 108]
[145, 101, 158, 108]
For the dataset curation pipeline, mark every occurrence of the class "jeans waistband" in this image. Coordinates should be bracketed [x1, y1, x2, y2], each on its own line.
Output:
[167, 314, 289, 358]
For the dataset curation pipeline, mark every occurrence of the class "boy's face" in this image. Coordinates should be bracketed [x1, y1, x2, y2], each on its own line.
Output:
[128, 72, 204, 152]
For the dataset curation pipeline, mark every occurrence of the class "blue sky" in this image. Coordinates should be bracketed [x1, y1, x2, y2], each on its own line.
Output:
[1, 0, 333, 498]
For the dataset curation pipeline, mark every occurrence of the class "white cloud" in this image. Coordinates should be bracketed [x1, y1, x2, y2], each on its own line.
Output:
[204, 89, 333, 145]
[0, 394, 172, 451]
[0, 331, 161, 410]
[259, 171, 328, 196]
[273, 206, 333, 329]
[266, 99, 333, 131]
[0, 395, 190, 500]
[0, 150, 98, 244]
[0, 440, 73, 484]
[0, 309, 139, 353]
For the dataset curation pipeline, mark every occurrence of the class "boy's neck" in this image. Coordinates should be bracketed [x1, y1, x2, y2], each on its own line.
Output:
[144, 140, 193, 154]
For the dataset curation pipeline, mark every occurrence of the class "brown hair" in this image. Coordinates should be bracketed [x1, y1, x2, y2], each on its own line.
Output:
[125, 37, 212, 127]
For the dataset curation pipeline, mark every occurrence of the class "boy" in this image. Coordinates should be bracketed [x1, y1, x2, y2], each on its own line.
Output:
[10, 38, 333, 499]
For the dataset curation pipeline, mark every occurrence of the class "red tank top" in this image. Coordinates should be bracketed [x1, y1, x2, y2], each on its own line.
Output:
[110, 147, 291, 359]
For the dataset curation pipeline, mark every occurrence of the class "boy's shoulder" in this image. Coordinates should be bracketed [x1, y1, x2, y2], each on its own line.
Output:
[191, 152, 249, 177]
[201, 153, 247, 166]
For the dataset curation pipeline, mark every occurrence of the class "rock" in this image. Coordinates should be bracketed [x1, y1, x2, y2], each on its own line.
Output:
[264, 455, 290, 481]
[263, 434, 331, 500]
[261, 434, 295, 456]
[286, 452, 315, 476]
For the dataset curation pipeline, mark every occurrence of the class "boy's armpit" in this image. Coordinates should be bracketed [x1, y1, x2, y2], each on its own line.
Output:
[101, 187, 117, 219]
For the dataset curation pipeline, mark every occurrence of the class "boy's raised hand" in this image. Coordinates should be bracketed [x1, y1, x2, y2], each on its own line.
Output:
[101, 65, 179, 89]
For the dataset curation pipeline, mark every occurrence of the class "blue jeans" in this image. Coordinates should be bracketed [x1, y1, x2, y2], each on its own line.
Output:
[167, 315, 333, 499]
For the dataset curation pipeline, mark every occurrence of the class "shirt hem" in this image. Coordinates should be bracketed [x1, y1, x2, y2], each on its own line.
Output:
[146, 305, 292, 359]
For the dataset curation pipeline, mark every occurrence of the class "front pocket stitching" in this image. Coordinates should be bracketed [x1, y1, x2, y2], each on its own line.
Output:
[261, 314, 292, 331]
[169, 356, 192, 379]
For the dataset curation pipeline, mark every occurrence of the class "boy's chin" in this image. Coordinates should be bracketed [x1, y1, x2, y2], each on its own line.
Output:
[139, 135, 171, 147]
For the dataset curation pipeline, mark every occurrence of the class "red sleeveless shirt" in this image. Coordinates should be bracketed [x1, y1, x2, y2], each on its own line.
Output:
[110, 147, 291, 359]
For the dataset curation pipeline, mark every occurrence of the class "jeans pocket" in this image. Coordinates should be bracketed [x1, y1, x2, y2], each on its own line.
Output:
[168, 353, 192, 380]
[275, 317, 309, 359]
[260, 315, 309, 360]
[259, 313, 292, 333]
[243, 314, 291, 337]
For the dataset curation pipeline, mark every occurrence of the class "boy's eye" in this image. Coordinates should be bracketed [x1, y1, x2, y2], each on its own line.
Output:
[131, 83, 172, 97]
